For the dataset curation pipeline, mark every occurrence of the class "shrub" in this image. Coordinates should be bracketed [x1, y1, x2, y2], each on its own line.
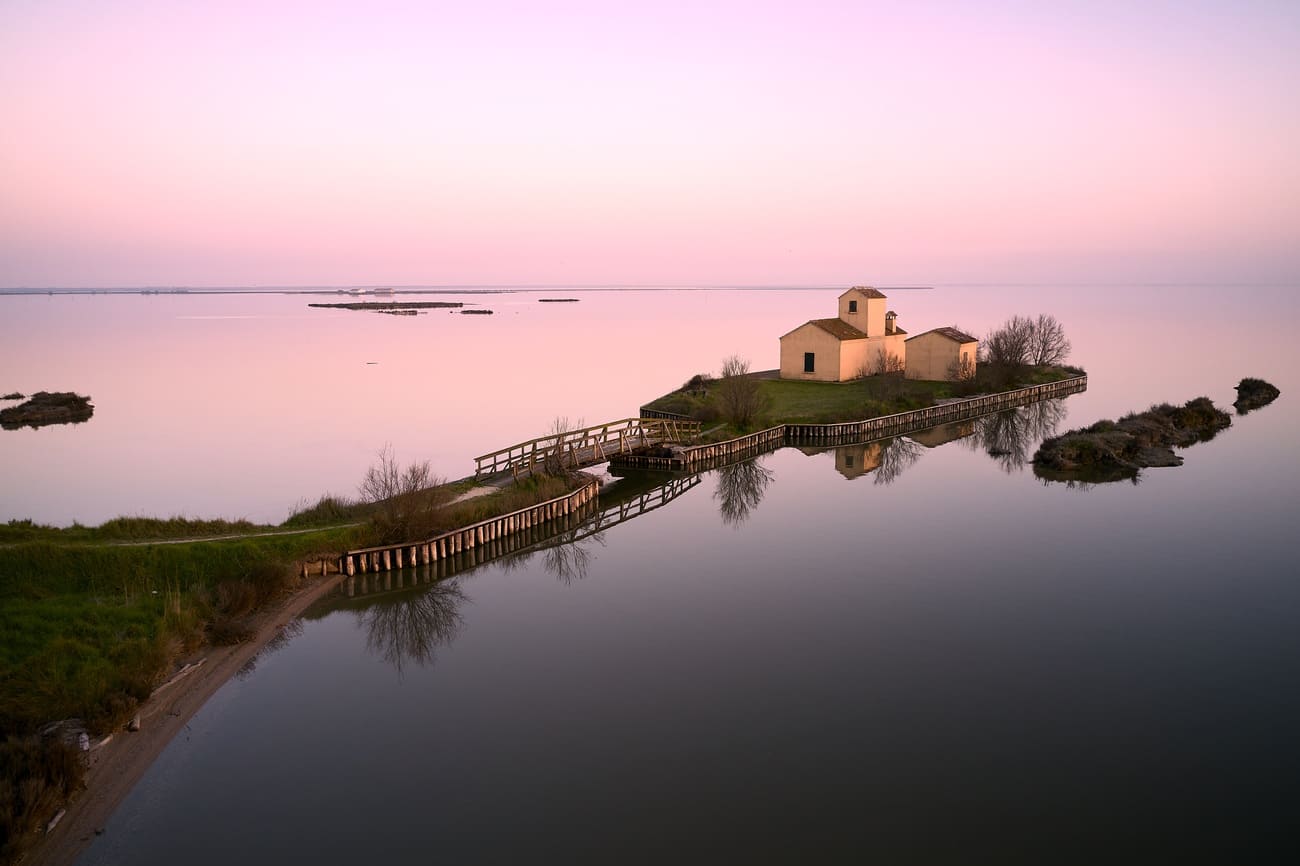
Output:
[0, 735, 85, 865]
[359, 445, 451, 544]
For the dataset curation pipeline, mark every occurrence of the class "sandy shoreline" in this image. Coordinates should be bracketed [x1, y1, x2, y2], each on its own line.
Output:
[27, 571, 346, 866]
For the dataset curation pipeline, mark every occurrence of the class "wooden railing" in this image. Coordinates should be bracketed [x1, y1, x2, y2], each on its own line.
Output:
[339, 478, 600, 576]
[638, 407, 695, 421]
[474, 417, 701, 479]
[616, 375, 1088, 471]
[325, 474, 702, 591]
[330, 496, 601, 592]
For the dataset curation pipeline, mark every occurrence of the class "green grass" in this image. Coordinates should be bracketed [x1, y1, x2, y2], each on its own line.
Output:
[0, 471, 587, 863]
[756, 377, 949, 423]
[0, 472, 583, 740]
[645, 364, 1083, 434]
[0, 525, 366, 732]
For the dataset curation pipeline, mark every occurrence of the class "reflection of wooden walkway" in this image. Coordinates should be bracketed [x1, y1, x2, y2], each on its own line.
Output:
[475, 418, 700, 480]
[325, 474, 703, 598]
[548, 474, 701, 546]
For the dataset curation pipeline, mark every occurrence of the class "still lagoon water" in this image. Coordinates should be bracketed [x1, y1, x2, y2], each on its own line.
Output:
[3, 286, 1298, 862]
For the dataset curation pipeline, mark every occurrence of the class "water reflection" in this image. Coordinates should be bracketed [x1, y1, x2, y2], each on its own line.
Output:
[963, 398, 1068, 473]
[236, 619, 305, 680]
[872, 436, 925, 486]
[804, 436, 926, 486]
[357, 578, 467, 673]
[542, 529, 606, 584]
[714, 457, 774, 527]
[496, 526, 608, 584]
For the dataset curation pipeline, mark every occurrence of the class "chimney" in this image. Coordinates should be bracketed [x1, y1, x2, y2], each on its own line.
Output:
[885, 310, 897, 335]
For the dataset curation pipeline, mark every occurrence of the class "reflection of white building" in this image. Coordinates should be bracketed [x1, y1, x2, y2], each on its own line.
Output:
[908, 420, 976, 448]
[834, 442, 884, 479]
[779, 288, 907, 381]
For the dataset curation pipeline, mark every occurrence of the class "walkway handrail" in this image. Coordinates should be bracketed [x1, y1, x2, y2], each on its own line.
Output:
[340, 477, 601, 575]
[474, 417, 701, 478]
[613, 375, 1089, 471]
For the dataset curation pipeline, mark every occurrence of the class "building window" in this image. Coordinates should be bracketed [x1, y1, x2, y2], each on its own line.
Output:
[848, 300, 858, 313]
[844, 454, 855, 468]
[804, 352, 815, 373]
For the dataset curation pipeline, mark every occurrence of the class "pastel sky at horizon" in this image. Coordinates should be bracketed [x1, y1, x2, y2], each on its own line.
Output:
[2, 0, 1297, 287]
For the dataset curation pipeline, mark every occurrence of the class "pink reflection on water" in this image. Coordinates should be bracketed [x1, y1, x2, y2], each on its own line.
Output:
[0, 286, 1295, 525]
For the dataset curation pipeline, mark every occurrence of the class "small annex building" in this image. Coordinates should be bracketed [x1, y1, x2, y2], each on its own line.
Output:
[779, 287, 907, 382]
[904, 327, 978, 381]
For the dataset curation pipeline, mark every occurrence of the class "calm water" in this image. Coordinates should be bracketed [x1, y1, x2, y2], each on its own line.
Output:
[4, 287, 1298, 863]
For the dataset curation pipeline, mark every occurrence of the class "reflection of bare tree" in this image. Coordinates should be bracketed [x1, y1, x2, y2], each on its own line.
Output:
[542, 529, 606, 584]
[966, 398, 1068, 473]
[491, 528, 606, 584]
[714, 458, 774, 528]
[359, 579, 467, 673]
[237, 619, 305, 680]
[873, 436, 925, 486]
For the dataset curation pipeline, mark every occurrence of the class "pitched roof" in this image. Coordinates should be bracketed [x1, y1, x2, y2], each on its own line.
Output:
[782, 317, 868, 341]
[838, 286, 887, 300]
[905, 326, 978, 344]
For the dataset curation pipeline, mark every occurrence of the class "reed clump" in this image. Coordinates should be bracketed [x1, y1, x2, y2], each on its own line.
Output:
[1233, 377, 1280, 414]
[1034, 397, 1231, 480]
[0, 735, 85, 865]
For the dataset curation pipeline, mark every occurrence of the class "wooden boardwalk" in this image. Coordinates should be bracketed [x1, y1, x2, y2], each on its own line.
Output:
[325, 474, 702, 593]
[474, 417, 700, 480]
[615, 375, 1088, 472]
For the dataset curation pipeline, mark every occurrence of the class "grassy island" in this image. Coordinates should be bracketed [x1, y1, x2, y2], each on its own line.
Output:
[1033, 397, 1232, 482]
[0, 392, 94, 430]
[643, 364, 1083, 440]
[1233, 377, 1280, 414]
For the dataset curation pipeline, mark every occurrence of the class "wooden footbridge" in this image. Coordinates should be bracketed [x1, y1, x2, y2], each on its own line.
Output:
[474, 417, 700, 480]
[324, 473, 703, 599]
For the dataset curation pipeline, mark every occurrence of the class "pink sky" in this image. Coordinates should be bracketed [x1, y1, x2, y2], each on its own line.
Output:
[2, 0, 1297, 287]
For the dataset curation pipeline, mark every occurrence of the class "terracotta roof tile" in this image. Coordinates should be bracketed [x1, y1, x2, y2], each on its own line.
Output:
[906, 326, 978, 344]
[839, 286, 887, 299]
[809, 318, 868, 340]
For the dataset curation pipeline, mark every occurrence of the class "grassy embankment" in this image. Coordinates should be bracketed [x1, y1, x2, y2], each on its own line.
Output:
[644, 364, 1083, 441]
[0, 472, 578, 864]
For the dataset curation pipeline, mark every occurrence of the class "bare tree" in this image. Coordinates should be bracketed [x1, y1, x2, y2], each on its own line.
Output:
[985, 314, 1071, 368]
[984, 315, 1034, 367]
[543, 415, 584, 476]
[874, 349, 905, 375]
[946, 353, 977, 382]
[854, 349, 905, 380]
[1028, 314, 1071, 366]
[715, 355, 768, 429]
[359, 444, 451, 544]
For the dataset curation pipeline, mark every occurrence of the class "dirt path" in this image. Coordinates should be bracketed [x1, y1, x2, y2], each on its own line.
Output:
[26, 570, 347, 866]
